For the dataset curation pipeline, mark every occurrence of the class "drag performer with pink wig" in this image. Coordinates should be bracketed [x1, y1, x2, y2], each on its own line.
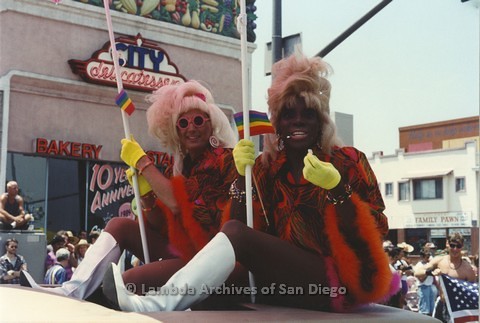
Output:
[21, 80, 239, 300]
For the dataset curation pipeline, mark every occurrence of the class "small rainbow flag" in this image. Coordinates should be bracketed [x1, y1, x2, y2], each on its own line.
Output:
[115, 89, 135, 116]
[234, 110, 275, 139]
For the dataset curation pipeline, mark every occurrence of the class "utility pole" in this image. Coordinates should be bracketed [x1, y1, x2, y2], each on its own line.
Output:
[272, 0, 282, 63]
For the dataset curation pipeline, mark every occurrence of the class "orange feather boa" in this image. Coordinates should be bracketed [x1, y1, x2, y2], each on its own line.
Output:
[323, 193, 392, 306]
[163, 176, 230, 261]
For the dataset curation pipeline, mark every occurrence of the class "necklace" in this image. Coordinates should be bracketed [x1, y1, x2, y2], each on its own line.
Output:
[449, 256, 462, 270]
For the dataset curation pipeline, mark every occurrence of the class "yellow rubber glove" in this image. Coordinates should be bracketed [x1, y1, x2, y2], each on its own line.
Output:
[303, 150, 341, 190]
[233, 139, 255, 176]
[126, 168, 152, 196]
[121, 136, 146, 169]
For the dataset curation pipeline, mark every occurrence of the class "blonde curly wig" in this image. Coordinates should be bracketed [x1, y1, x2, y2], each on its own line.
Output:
[262, 52, 343, 165]
[146, 80, 237, 175]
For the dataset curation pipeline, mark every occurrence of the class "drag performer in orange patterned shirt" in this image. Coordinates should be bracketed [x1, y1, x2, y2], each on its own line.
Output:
[103, 53, 398, 312]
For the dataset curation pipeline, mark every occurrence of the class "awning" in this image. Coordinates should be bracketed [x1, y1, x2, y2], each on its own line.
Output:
[402, 169, 453, 179]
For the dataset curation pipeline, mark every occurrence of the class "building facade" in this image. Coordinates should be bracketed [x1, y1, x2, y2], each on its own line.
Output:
[0, 0, 256, 236]
[370, 117, 479, 255]
[399, 116, 479, 153]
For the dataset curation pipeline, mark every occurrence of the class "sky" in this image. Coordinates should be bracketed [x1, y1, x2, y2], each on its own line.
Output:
[250, 0, 479, 156]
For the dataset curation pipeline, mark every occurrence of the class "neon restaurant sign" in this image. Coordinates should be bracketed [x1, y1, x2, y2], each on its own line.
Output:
[69, 33, 186, 92]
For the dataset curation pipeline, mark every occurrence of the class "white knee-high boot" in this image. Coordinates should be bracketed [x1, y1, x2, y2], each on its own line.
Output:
[103, 232, 235, 312]
[21, 232, 121, 299]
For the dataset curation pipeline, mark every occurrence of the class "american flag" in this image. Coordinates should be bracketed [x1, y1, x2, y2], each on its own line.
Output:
[439, 274, 479, 323]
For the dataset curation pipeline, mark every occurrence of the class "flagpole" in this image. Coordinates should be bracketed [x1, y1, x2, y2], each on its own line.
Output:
[103, 0, 150, 264]
[237, 0, 255, 303]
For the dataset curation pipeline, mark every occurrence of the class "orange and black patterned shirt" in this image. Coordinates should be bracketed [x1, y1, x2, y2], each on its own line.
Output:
[162, 146, 237, 259]
[252, 146, 388, 257]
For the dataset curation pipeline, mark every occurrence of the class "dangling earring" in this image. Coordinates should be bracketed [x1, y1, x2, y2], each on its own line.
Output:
[317, 132, 323, 151]
[276, 133, 284, 151]
[277, 138, 284, 151]
[209, 135, 219, 148]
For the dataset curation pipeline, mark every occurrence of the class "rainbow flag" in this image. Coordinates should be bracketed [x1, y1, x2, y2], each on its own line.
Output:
[234, 110, 275, 139]
[115, 89, 135, 116]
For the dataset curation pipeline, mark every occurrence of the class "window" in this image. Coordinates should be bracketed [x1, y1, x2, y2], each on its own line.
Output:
[7, 153, 85, 233]
[413, 178, 443, 200]
[385, 182, 393, 197]
[455, 177, 466, 192]
[47, 158, 84, 233]
[398, 182, 410, 201]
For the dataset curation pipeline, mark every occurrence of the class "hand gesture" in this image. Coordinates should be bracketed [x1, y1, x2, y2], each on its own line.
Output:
[303, 150, 341, 190]
[121, 136, 147, 169]
[233, 139, 255, 176]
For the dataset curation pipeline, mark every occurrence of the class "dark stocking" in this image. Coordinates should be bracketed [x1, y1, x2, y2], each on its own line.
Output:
[104, 217, 177, 263]
[221, 220, 332, 310]
[122, 258, 186, 295]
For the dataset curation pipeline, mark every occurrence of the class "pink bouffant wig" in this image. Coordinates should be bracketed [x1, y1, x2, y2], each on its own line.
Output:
[146, 80, 237, 175]
[261, 52, 343, 166]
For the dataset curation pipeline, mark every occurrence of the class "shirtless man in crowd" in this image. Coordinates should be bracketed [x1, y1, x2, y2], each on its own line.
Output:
[0, 181, 32, 230]
[415, 232, 475, 322]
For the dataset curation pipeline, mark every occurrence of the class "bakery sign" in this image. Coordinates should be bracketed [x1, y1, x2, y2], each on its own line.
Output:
[35, 138, 102, 159]
[69, 33, 186, 92]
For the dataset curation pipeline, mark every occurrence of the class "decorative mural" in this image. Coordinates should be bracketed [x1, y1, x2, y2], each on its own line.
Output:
[73, 0, 257, 42]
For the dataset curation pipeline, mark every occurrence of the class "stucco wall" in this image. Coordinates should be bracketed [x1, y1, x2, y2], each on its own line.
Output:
[1, 0, 255, 161]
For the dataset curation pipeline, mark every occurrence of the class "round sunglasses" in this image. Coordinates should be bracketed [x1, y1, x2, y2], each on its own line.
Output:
[176, 114, 210, 129]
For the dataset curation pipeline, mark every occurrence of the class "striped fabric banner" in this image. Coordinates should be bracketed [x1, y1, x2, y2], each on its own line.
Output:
[234, 110, 275, 139]
[115, 89, 135, 116]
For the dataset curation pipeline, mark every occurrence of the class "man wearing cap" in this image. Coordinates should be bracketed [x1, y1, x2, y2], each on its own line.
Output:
[44, 248, 70, 284]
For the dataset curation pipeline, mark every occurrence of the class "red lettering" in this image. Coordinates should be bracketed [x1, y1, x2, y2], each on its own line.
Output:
[36, 138, 48, 153]
[145, 150, 174, 168]
[46, 140, 58, 155]
[97, 62, 115, 80]
[82, 144, 94, 159]
[87, 61, 182, 91]
[146, 151, 158, 163]
[90, 63, 100, 77]
[59, 141, 71, 156]
[36, 138, 101, 159]
[92, 145, 102, 159]
[70, 142, 81, 157]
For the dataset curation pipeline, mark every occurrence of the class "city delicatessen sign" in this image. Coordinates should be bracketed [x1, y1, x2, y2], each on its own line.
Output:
[69, 33, 186, 92]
